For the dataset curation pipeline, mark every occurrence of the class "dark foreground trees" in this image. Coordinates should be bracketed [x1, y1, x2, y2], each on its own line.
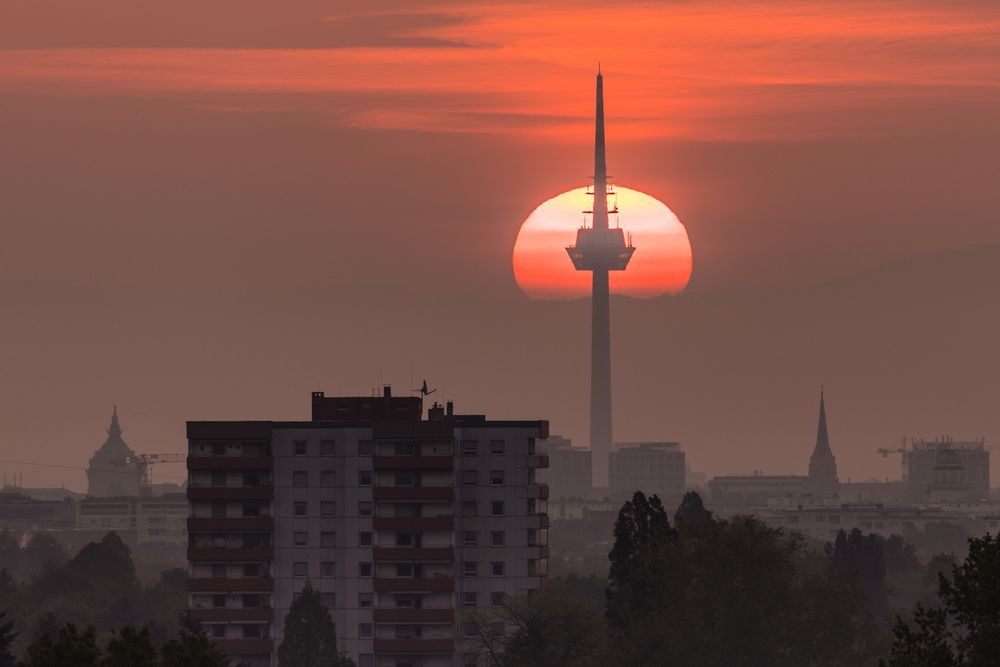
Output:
[882, 533, 1000, 666]
[276, 582, 354, 667]
[606, 491, 883, 667]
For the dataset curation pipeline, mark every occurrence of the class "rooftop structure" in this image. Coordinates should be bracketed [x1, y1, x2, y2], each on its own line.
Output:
[565, 70, 635, 487]
[87, 407, 139, 497]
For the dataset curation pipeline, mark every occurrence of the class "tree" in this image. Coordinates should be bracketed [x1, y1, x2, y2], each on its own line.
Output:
[827, 528, 889, 617]
[606, 493, 881, 666]
[276, 582, 353, 667]
[469, 587, 606, 667]
[161, 612, 230, 667]
[22, 622, 101, 667]
[102, 625, 157, 667]
[882, 533, 1000, 666]
[68, 532, 137, 591]
[606, 491, 676, 633]
[0, 610, 16, 667]
[23, 533, 68, 571]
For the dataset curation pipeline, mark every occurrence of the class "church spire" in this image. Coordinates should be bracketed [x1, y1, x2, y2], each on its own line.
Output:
[808, 387, 838, 496]
[107, 405, 122, 438]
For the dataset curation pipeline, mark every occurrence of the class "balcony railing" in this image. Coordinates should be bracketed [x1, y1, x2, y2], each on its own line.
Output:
[187, 487, 273, 501]
[373, 547, 454, 562]
[372, 516, 454, 532]
[372, 577, 454, 593]
[188, 517, 273, 532]
[187, 547, 273, 562]
[187, 577, 274, 592]
[190, 608, 274, 623]
[373, 608, 454, 623]
[373, 456, 453, 471]
[372, 487, 453, 501]
[187, 457, 273, 471]
[373, 638, 455, 654]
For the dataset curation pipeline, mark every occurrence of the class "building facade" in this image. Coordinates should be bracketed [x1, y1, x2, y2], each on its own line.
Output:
[537, 436, 592, 500]
[609, 442, 686, 503]
[76, 494, 189, 544]
[186, 389, 549, 667]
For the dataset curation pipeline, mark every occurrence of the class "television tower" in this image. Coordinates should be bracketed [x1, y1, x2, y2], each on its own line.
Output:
[566, 70, 635, 487]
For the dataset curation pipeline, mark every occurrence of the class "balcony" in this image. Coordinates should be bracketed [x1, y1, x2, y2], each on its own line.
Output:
[187, 547, 273, 562]
[373, 608, 454, 623]
[373, 547, 453, 562]
[373, 456, 453, 471]
[190, 608, 274, 623]
[372, 516, 454, 532]
[528, 514, 550, 529]
[188, 517, 273, 532]
[373, 486, 453, 501]
[373, 638, 454, 654]
[372, 577, 454, 593]
[210, 638, 274, 655]
[187, 486, 273, 501]
[187, 577, 274, 592]
[187, 456, 273, 471]
[528, 484, 550, 500]
[527, 454, 550, 469]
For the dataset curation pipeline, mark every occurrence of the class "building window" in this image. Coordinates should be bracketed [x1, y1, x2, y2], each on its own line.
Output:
[242, 624, 262, 639]
[490, 470, 504, 486]
[294, 502, 308, 517]
[359, 623, 373, 639]
[321, 440, 336, 456]
[292, 471, 308, 488]
[320, 470, 335, 487]
[528, 559, 538, 576]
[242, 564, 260, 578]
[491, 561, 505, 576]
[359, 592, 373, 608]
[463, 592, 477, 608]
[463, 561, 478, 577]
[461, 470, 478, 486]
[462, 531, 477, 546]
[461, 440, 478, 456]
[395, 443, 416, 456]
[359, 531, 373, 547]
[359, 440, 375, 456]
[321, 532, 336, 548]
[395, 532, 414, 546]
[321, 501, 336, 516]
[462, 501, 477, 517]
[359, 470, 373, 486]
[394, 472, 416, 487]
[212, 594, 226, 608]
[490, 531, 505, 547]
[527, 529, 538, 546]
[321, 561, 336, 577]
[491, 501, 505, 516]
[293, 440, 307, 456]
[395, 595, 417, 608]
[292, 562, 307, 578]
[211, 443, 226, 456]
[490, 440, 505, 455]
[359, 562, 373, 577]
[212, 625, 225, 638]
[359, 501, 373, 517]
[396, 563, 420, 577]
[491, 592, 504, 607]
[293, 531, 308, 547]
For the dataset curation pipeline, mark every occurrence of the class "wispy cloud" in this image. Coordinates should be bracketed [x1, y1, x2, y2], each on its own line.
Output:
[1, 0, 998, 140]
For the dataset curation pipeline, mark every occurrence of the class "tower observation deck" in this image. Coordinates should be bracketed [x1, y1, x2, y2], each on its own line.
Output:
[566, 70, 635, 487]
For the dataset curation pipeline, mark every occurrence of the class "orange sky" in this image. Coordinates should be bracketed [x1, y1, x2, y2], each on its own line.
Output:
[2, 0, 1000, 487]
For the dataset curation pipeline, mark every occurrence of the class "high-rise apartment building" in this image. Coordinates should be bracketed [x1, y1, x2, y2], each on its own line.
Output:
[186, 389, 549, 667]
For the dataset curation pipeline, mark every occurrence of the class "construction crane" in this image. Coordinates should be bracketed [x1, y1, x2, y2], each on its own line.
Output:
[113, 453, 187, 497]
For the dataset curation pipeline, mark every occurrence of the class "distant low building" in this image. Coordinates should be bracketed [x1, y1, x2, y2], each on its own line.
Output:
[87, 407, 140, 497]
[537, 436, 593, 500]
[609, 442, 686, 503]
[76, 493, 188, 544]
[900, 438, 990, 502]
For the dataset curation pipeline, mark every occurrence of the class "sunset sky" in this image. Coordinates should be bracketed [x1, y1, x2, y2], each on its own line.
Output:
[2, 0, 1000, 488]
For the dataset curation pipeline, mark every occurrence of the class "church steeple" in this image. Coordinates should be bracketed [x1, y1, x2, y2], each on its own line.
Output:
[808, 387, 839, 497]
[108, 405, 122, 438]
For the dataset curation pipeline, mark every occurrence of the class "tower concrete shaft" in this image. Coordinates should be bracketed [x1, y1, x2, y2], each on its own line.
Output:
[566, 71, 635, 487]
